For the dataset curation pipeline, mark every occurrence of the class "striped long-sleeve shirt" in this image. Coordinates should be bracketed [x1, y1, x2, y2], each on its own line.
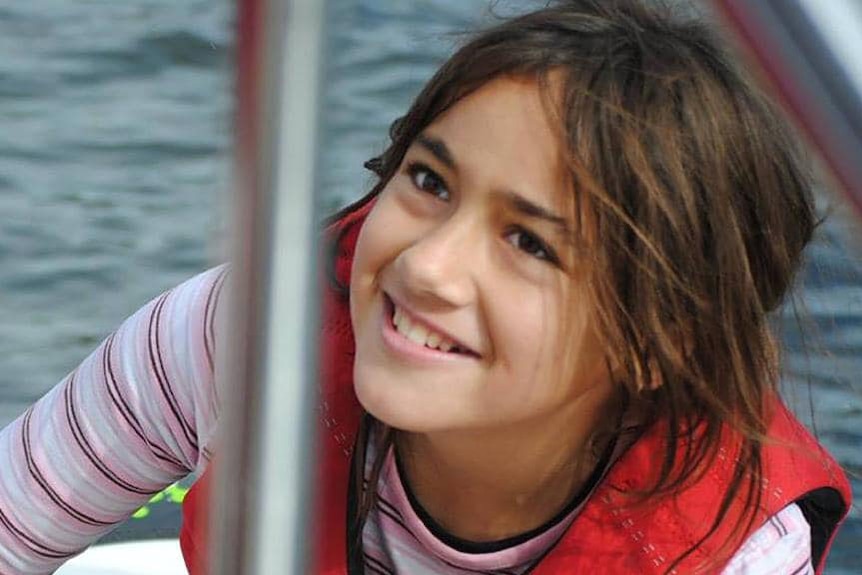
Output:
[0, 267, 814, 574]
[0, 266, 227, 574]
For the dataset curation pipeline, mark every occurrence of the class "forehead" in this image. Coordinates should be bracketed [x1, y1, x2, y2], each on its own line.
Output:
[422, 76, 568, 208]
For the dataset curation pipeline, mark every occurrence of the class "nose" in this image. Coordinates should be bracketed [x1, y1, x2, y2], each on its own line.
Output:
[394, 216, 477, 309]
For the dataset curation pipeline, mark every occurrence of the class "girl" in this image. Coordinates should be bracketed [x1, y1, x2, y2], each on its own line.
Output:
[0, 1, 851, 573]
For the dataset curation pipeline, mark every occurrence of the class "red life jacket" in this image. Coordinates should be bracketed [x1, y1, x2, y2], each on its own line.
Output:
[180, 200, 851, 574]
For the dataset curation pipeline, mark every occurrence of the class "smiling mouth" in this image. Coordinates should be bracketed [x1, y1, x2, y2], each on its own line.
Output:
[383, 294, 478, 357]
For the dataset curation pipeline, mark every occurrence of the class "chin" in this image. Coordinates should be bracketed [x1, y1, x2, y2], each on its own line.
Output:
[354, 375, 418, 431]
[353, 366, 444, 433]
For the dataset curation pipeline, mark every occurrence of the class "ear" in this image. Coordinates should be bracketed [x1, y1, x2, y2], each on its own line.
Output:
[608, 325, 694, 393]
[605, 351, 663, 393]
[636, 325, 695, 392]
[636, 355, 664, 392]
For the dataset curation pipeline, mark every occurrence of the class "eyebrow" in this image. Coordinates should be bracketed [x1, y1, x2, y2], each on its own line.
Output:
[416, 133, 456, 170]
[415, 133, 573, 236]
[503, 191, 573, 236]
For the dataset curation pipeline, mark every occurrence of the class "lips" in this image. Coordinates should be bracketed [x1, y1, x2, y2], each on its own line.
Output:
[383, 293, 479, 358]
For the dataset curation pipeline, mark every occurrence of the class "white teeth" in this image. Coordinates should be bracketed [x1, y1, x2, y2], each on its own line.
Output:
[391, 302, 460, 353]
[396, 310, 413, 334]
[426, 332, 441, 348]
[407, 324, 429, 346]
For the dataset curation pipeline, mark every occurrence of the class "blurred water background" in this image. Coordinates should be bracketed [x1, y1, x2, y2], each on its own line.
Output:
[0, 0, 858, 571]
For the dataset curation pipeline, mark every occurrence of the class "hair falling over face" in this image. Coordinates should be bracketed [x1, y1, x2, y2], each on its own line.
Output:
[331, 1, 819, 571]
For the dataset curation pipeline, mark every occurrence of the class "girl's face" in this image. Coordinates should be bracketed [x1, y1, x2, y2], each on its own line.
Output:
[350, 77, 615, 435]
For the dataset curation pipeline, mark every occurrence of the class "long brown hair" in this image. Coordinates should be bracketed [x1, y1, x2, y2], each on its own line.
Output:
[334, 1, 818, 571]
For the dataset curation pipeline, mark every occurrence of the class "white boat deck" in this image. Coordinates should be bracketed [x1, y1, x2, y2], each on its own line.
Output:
[56, 539, 186, 575]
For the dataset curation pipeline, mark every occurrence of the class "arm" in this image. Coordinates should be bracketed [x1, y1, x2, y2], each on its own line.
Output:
[721, 503, 813, 575]
[0, 266, 228, 574]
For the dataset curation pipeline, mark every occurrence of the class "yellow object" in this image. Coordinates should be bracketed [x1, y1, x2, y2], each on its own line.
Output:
[130, 483, 188, 520]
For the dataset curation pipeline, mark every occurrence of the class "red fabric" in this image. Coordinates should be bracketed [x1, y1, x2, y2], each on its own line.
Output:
[180, 462, 208, 575]
[181, 202, 851, 574]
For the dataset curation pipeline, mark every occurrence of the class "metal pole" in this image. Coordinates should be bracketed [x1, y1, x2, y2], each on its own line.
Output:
[252, 0, 327, 571]
[210, 0, 327, 572]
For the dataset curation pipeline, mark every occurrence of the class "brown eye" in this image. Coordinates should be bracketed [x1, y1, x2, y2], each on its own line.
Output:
[504, 227, 559, 265]
[407, 162, 450, 201]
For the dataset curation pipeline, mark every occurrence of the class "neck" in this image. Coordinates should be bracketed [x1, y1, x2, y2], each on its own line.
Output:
[395, 395, 620, 543]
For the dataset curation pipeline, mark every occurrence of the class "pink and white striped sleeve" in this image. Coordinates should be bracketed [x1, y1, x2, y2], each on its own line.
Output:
[721, 503, 813, 574]
[0, 265, 229, 574]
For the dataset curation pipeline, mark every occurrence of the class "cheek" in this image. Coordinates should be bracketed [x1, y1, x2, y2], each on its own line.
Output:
[349, 200, 399, 319]
[499, 284, 566, 359]
[486, 295, 562, 392]
[490, 291, 606, 405]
